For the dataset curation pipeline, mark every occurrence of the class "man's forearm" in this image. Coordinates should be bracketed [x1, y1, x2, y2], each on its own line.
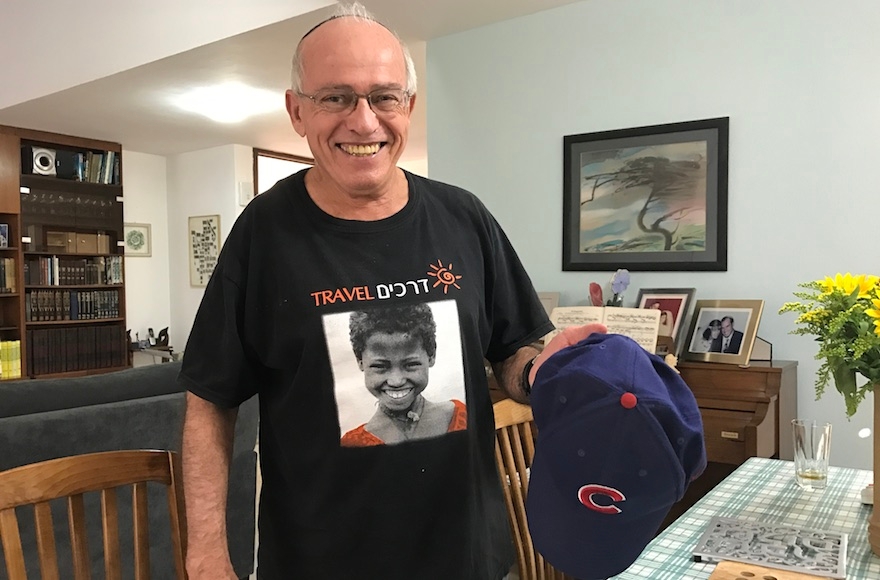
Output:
[492, 345, 541, 404]
[182, 392, 238, 576]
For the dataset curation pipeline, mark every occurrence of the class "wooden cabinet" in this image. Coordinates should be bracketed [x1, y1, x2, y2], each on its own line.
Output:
[658, 360, 798, 532]
[491, 356, 798, 463]
[0, 125, 128, 379]
[678, 359, 798, 464]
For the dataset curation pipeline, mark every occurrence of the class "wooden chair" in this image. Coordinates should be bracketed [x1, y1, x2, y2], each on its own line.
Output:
[0, 450, 187, 580]
[493, 399, 572, 580]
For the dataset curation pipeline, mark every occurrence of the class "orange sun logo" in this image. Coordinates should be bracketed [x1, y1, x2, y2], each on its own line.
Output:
[427, 259, 462, 294]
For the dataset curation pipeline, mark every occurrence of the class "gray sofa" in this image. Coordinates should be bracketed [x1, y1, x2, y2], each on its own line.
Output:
[0, 362, 258, 579]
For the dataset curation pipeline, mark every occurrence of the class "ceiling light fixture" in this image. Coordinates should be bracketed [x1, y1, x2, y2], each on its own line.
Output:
[172, 82, 282, 123]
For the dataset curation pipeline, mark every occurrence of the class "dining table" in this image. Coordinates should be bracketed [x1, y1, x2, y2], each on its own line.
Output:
[612, 456, 879, 579]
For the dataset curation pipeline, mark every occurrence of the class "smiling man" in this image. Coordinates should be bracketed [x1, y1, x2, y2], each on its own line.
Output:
[285, 10, 415, 220]
[719, 316, 744, 354]
[179, 3, 601, 579]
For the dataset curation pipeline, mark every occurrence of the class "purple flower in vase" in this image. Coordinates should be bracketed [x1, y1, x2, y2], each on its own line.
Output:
[607, 269, 630, 307]
[610, 269, 630, 295]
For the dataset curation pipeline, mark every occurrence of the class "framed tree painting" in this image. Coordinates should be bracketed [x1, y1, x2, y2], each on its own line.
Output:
[563, 117, 728, 271]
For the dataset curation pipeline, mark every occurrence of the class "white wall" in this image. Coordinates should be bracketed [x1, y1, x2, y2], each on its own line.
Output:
[121, 151, 172, 344]
[427, 0, 880, 468]
[167, 145, 245, 351]
[399, 158, 428, 177]
[234, 145, 254, 219]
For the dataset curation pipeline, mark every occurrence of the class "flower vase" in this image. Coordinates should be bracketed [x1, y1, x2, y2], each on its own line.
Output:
[871, 387, 880, 557]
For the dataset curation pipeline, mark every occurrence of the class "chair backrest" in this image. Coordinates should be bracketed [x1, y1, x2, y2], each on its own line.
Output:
[0, 450, 186, 580]
[493, 398, 572, 580]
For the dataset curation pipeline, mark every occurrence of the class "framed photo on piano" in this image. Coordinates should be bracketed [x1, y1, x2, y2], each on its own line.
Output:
[682, 299, 764, 365]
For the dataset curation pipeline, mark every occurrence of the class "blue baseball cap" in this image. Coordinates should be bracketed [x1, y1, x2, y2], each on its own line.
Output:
[526, 333, 706, 579]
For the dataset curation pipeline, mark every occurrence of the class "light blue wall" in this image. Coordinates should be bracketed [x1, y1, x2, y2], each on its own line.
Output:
[427, 0, 880, 469]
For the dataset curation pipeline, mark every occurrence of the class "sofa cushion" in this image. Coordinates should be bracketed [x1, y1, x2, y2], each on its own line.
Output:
[0, 362, 184, 419]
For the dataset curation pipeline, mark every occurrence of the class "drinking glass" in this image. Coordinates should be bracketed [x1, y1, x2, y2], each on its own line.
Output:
[791, 419, 832, 491]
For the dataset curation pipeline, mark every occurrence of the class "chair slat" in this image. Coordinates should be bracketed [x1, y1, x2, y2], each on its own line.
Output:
[495, 438, 527, 578]
[166, 451, 188, 580]
[510, 426, 529, 491]
[1, 450, 187, 580]
[0, 508, 28, 578]
[34, 501, 60, 580]
[132, 481, 151, 580]
[101, 488, 121, 580]
[67, 494, 91, 580]
[493, 399, 571, 580]
[522, 422, 536, 461]
[499, 426, 538, 579]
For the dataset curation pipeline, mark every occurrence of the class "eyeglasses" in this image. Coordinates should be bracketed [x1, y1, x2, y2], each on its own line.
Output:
[298, 88, 411, 115]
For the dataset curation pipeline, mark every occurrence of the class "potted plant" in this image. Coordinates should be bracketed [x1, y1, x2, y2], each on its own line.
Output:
[779, 272, 880, 556]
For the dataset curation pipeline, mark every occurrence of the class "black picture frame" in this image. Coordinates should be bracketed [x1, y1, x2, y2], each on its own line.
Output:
[635, 287, 696, 353]
[563, 117, 728, 271]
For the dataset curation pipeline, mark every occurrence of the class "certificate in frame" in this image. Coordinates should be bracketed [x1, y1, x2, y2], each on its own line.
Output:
[188, 214, 221, 287]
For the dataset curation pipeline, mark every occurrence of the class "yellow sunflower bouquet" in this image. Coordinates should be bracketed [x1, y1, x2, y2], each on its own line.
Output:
[779, 273, 880, 418]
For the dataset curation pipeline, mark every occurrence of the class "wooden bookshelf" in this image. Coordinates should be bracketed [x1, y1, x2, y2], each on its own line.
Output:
[0, 125, 128, 379]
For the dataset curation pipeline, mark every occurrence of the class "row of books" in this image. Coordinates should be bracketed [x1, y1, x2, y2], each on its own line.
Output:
[0, 258, 15, 293]
[27, 325, 127, 376]
[72, 150, 120, 185]
[25, 289, 121, 322]
[0, 340, 22, 379]
[24, 255, 123, 286]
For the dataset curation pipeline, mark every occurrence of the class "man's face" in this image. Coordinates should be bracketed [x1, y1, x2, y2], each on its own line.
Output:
[358, 332, 434, 412]
[286, 18, 415, 197]
[721, 319, 733, 337]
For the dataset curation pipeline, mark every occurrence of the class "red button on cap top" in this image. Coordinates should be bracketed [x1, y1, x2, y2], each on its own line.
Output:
[620, 392, 638, 409]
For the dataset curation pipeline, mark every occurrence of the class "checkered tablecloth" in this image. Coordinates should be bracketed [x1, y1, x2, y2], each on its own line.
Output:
[612, 457, 879, 579]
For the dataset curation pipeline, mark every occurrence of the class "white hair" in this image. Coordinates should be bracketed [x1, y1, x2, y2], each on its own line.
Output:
[290, 2, 417, 95]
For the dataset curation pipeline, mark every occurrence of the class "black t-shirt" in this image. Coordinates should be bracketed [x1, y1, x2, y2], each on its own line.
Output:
[180, 170, 552, 580]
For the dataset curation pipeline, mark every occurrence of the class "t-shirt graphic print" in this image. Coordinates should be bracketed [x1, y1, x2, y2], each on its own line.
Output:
[323, 299, 467, 447]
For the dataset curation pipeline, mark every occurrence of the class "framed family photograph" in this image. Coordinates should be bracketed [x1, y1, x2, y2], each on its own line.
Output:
[562, 117, 728, 272]
[683, 299, 765, 366]
[635, 287, 695, 351]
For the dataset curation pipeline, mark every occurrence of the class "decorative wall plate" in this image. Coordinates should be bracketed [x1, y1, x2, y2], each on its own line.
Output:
[693, 516, 847, 579]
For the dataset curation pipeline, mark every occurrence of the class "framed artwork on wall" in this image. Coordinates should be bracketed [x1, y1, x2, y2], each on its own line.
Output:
[188, 215, 221, 287]
[123, 223, 151, 257]
[562, 117, 729, 271]
[682, 299, 765, 366]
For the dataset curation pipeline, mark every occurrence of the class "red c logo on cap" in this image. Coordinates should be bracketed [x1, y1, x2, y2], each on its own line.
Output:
[578, 484, 625, 514]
